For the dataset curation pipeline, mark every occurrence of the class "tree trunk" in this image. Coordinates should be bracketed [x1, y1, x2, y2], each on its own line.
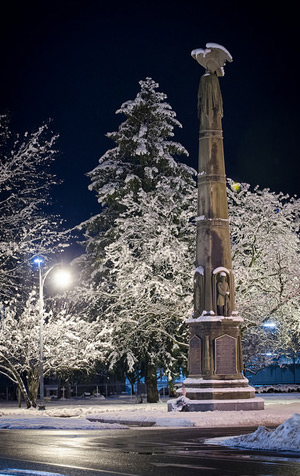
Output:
[126, 372, 137, 396]
[0, 354, 33, 408]
[18, 378, 32, 409]
[16, 387, 21, 408]
[66, 381, 72, 399]
[146, 364, 159, 403]
[26, 367, 40, 408]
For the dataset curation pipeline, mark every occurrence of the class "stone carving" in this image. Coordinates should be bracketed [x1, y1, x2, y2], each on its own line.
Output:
[216, 272, 230, 316]
[193, 266, 204, 317]
[189, 335, 201, 375]
[197, 71, 223, 120]
[215, 334, 237, 375]
[191, 43, 233, 77]
[211, 269, 231, 316]
[192, 43, 232, 121]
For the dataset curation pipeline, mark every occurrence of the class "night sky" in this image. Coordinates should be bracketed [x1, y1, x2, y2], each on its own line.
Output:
[1, 1, 300, 235]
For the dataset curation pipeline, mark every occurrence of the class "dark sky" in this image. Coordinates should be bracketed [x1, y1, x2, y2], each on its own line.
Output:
[1, 1, 300, 232]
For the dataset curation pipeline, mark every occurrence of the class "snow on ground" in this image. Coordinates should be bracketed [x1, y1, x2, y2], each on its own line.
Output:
[86, 402, 300, 429]
[0, 415, 128, 430]
[255, 384, 300, 393]
[0, 393, 299, 433]
[207, 413, 300, 452]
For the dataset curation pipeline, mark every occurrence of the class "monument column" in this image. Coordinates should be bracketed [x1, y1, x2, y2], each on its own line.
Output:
[168, 43, 264, 411]
[195, 68, 235, 318]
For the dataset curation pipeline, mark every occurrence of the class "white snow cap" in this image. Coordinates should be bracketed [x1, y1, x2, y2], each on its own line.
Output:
[191, 43, 233, 76]
[195, 266, 204, 275]
[213, 266, 230, 275]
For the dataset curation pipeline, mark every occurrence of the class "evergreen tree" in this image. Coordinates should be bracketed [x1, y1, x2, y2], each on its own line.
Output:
[77, 78, 192, 281]
[77, 78, 196, 401]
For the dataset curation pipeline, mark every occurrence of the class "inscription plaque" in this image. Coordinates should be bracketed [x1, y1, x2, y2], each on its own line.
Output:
[215, 334, 237, 375]
[189, 335, 201, 374]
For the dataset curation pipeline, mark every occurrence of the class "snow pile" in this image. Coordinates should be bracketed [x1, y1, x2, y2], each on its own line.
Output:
[169, 396, 190, 412]
[216, 413, 300, 451]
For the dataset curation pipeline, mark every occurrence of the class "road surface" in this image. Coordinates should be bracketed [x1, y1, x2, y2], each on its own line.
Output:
[0, 427, 299, 476]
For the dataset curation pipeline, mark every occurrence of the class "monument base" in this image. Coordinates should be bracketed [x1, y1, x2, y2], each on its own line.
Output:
[167, 396, 264, 412]
[181, 377, 258, 400]
[167, 377, 264, 412]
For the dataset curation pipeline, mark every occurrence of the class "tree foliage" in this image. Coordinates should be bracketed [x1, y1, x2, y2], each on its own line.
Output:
[0, 115, 68, 301]
[0, 292, 103, 408]
[77, 78, 192, 282]
[228, 180, 300, 371]
[103, 186, 194, 386]
[75, 79, 300, 388]
[77, 78, 196, 400]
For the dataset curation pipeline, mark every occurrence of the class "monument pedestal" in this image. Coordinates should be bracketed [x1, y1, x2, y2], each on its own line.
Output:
[168, 314, 264, 412]
[167, 397, 264, 412]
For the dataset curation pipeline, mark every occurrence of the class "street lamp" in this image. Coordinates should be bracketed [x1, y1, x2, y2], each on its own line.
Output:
[262, 321, 277, 329]
[33, 257, 72, 410]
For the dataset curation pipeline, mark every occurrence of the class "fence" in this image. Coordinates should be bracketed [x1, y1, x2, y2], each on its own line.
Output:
[0, 380, 178, 401]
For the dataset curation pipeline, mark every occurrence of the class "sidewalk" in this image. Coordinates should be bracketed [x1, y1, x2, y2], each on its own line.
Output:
[0, 393, 299, 429]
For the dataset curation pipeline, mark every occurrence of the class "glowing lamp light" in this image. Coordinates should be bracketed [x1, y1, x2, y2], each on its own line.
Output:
[231, 182, 241, 192]
[33, 257, 44, 266]
[262, 321, 277, 329]
[53, 269, 72, 288]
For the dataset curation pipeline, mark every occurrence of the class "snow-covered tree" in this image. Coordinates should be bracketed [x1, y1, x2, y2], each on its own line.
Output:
[76, 78, 196, 401]
[77, 78, 192, 280]
[102, 183, 195, 401]
[0, 115, 68, 301]
[76, 77, 300, 390]
[97, 178, 300, 383]
[228, 180, 300, 372]
[0, 292, 103, 408]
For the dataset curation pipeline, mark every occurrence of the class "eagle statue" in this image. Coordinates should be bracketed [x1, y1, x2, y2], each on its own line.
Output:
[191, 43, 233, 76]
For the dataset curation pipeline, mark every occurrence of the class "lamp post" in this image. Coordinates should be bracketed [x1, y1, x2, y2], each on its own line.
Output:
[33, 257, 72, 410]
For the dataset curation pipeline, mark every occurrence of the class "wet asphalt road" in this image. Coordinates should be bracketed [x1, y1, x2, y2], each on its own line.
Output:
[0, 427, 300, 476]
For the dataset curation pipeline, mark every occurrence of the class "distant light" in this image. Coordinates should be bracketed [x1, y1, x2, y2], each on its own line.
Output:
[262, 321, 277, 329]
[231, 182, 241, 192]
[53, 269, 72, 288]
[33, 257, 44, 266]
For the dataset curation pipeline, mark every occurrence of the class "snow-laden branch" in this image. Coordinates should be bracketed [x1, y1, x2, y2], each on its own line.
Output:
[0, 116, 69, 300]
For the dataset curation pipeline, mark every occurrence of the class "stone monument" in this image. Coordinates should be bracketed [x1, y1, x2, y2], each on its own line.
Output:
[168, 43, 264, 411]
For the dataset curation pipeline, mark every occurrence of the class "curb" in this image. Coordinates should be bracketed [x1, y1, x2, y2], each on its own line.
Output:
[86, 416, 156, 427]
